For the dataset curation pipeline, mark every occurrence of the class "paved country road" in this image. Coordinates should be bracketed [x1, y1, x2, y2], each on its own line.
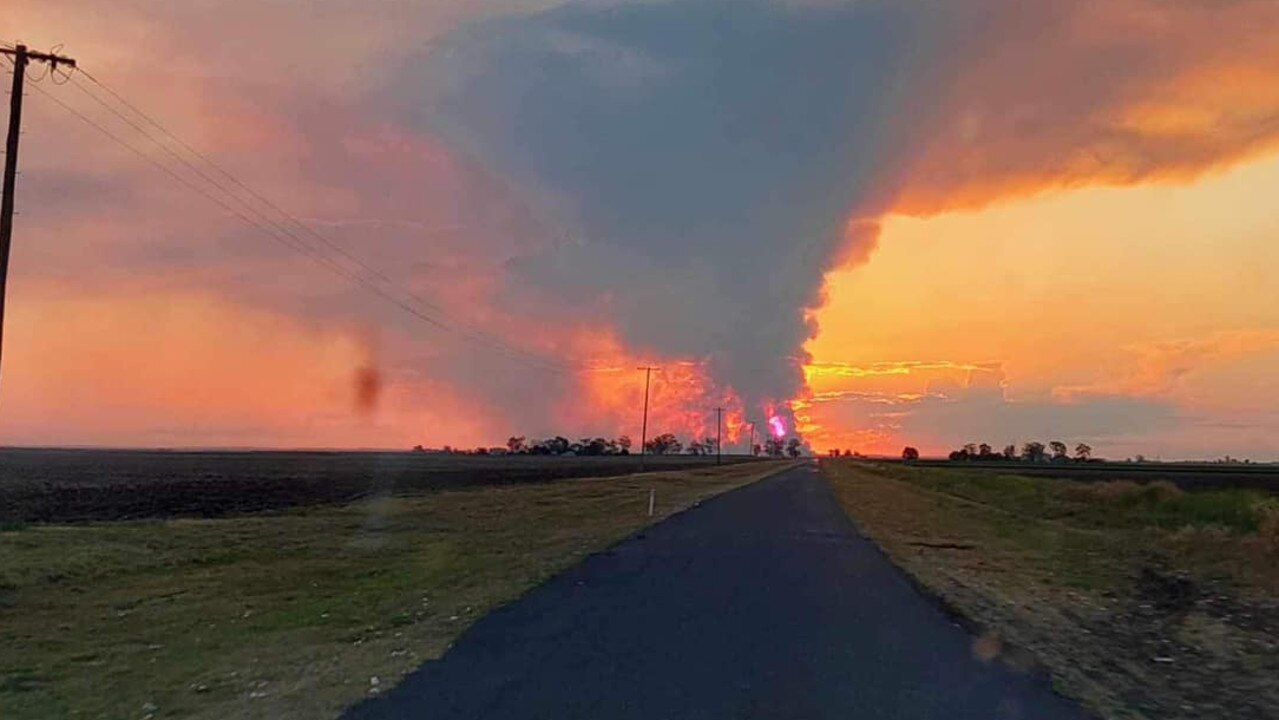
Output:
[345, 463, 1090, 720]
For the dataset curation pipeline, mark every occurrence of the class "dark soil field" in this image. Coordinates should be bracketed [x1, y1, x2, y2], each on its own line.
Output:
[0, 449, 753, 524]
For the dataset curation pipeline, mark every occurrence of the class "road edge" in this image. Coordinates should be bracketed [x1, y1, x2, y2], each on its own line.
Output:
[813, 460, 1103, 719]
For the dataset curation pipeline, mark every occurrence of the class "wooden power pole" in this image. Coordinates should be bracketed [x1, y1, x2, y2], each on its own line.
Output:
[0, 44, 77, 387]
[637, 366, 659, 471]
[714, 406, 723, 466]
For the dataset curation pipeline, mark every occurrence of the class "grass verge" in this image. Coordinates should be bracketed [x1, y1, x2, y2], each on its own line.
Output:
[1, 461, 790, 719]
[822, 461, 1279, 720]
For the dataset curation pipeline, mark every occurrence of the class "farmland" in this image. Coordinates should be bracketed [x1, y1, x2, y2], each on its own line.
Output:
[0, 449, 753, 525]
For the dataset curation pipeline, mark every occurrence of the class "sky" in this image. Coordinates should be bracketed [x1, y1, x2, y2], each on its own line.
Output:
[1, 0, 1277, 459]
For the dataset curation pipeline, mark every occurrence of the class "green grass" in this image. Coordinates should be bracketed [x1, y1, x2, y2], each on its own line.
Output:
[0, 462, 788, 720]
[871, 463, 1274, 533]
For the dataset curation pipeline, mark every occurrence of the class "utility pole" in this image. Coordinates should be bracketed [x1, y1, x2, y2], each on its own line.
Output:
[746, 420, 757, 457]
[714, 406, 723, 466]
[637, 366, 659, 472]
[0, 44, 76, 388]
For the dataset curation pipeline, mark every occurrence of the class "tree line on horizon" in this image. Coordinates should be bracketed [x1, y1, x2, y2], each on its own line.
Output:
[416, 433, 806, 458]
[899, 441, 1096, 463]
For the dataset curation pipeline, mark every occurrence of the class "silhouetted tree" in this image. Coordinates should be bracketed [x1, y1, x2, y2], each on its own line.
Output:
[686, 439, 706, 456]
[506, 436, 527, 454]
[753, 443, 763, 457]
[1049, 441, 1068, 461]
[902, 446, 920, 461]
[1022, 442, 1047, 463]
[764, 437, 785, 457]
[786, 438, 803, 458]
[1075, 443, 1093, 462]
[529, 436, 571, 455]
[978, 443, 993, 459]
[963, 443, 979, 458]
[645, 433, 682, 455]
[1003, 444, 1017, 460]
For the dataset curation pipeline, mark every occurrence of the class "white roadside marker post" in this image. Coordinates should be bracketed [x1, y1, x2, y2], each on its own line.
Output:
[648, 489, 655, 517]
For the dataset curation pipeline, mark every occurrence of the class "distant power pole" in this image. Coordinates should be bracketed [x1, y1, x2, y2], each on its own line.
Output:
[637, 366, 659, 471]
[714, 406, 723, 466]
[0, 44, 77, 388]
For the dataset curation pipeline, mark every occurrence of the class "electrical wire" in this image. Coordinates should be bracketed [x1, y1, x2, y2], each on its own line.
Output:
[70, 67, 577, 372]
[70, 71, 566, 371]
[26, 78, 571, 374]
[29, 68, 580, 374]
[13, 49, 591, 373]
[50, 63, 76, 86]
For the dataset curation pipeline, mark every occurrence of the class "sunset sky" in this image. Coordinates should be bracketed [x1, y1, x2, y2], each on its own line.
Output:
[1, 0, 1277, 459]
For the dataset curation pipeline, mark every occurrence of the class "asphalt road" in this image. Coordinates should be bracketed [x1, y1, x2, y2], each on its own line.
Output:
[346, 463, 1089, 719]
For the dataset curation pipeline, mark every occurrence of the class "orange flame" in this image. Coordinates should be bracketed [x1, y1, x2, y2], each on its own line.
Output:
[560, 329, 749, 446]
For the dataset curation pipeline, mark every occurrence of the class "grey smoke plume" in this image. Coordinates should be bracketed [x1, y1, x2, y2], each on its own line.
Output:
[378, 0, 1279, 435]
[389, 0, 942, 418]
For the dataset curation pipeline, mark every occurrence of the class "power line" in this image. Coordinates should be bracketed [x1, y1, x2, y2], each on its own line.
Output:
[25, 82, 346, 272]
[65, 70, 570, 371]
[24, 80, 572, 375]
[75, 69, 578, 373]
[25, 62, 577, 374]
[8, 47, 573, 373]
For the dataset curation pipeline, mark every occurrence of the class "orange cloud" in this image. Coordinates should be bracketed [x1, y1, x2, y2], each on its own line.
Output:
[1056, 329, 1279, 400]
[885, 0, 1279, 218]
[804, 361, 999, 381]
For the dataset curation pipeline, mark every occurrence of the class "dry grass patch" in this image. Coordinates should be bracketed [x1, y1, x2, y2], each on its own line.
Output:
[1, 461, 790, 720]
[822, 461, 1279, 720]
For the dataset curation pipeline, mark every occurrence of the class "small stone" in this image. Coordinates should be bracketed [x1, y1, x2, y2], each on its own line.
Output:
[1152, 656, 1175, 663]
[142, 702, 158, 713]
[370, 676, 381, 686]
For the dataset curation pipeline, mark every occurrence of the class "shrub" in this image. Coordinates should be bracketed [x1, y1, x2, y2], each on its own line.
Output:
[1069, 481, 1265, 533]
